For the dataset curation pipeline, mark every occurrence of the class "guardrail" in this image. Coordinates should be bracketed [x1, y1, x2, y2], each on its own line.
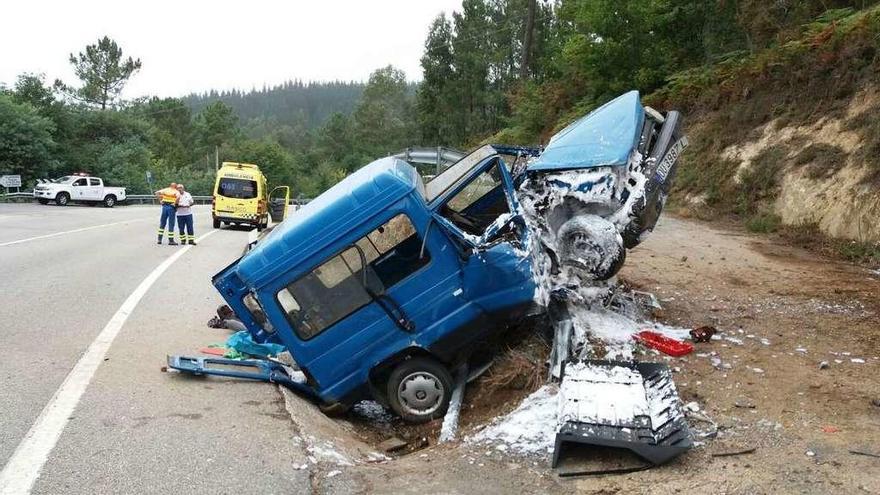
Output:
[3, 191, 312, 206]
[1, 192, 35, 203]
[124, 194, 214, 205]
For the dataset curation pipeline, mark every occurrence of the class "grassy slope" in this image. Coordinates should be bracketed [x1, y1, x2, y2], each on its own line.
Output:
[648, 6, 880, 264]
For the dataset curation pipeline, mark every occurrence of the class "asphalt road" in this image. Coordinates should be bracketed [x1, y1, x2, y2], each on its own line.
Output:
[0, 203, 309, 494]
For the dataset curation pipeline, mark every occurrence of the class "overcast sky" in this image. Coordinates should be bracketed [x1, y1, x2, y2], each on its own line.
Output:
[1, 0, 463, 98]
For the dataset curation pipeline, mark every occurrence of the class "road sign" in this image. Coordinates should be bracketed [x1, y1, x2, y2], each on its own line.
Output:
[1, 175, 22, 188]
[145, 171, 153, 184]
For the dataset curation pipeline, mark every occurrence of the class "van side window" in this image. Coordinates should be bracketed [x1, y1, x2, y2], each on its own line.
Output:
[439, 162, 509, 236]
[89, 178, 100, 186]
[276, 214, 430, 340]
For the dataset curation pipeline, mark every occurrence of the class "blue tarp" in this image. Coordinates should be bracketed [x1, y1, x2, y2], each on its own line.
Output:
[226, 330, 286, 358]
[529, 91, 645, 172]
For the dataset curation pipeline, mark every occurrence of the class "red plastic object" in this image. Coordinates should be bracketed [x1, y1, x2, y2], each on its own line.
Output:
[199, 347, 227, 356]
[632, 330, 694, 357]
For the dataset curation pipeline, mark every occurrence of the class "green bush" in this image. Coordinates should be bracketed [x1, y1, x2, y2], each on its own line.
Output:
[746, 212, 782, 233]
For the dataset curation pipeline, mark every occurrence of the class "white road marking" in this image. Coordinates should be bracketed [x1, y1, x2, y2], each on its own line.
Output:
[0, 210, 212, 247]
[0, 229, 218, 495]
[0, 219, 147, 247]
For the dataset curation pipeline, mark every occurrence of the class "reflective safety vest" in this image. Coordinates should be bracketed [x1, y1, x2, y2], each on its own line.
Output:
[158, 187, 179, 205]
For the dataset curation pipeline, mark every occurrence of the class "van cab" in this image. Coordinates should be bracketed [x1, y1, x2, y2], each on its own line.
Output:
[210, 150, 538, 423]
[212, 162, 269, 230]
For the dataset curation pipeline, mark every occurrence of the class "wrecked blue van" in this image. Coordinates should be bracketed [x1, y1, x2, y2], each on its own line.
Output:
[169, 91, 686, 423]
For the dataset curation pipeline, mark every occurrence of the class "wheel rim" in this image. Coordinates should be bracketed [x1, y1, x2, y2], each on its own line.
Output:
[58, 195, 67, 205]
[106, 197, 114, 206]
[397, 371, 444, 416]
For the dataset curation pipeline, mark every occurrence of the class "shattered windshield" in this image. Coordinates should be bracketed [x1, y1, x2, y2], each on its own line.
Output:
[424, 145, 497, 203]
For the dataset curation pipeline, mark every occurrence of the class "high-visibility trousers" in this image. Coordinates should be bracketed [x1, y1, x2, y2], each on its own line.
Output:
[158, 203, 177, 239]
[177, 214, 194, 242]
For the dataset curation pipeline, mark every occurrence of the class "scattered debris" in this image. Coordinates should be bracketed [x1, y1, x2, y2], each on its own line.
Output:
[711, 447, 757, 457]
[818, 361, 830, 369]
[821, 426, 840, 433]
[686, 410, 719, 439]
[851, 358, 865, 364]
[632, 330, 694, 357]
[871, 398, 880, 408]
[734, 398, 756, 409]
[690, 326, 717, 343]
[849, 449, 880, 459]
[377, 437, 408, 453]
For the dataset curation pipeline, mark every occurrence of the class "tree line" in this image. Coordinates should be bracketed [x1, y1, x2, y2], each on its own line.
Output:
[3, 1, 877, 198]
[0, 36, 414, 196]
[415, 0, 877, 147]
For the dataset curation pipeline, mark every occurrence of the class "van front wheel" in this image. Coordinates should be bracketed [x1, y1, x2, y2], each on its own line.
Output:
[213, 218, 221, 229]
[387, 357, 452, 424]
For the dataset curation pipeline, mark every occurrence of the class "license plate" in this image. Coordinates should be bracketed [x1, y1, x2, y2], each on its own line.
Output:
[654, 136, 688, 183]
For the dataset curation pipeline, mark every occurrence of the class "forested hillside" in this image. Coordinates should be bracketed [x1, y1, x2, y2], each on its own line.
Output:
[183, 81, 365, 133]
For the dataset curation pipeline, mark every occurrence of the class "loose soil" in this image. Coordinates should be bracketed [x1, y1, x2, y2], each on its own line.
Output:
[295, 215, 880, 494]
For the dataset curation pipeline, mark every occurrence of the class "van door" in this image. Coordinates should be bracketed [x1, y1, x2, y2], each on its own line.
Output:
[268, 186, 290, 223]
[431, 158, 535, 314]
[217, 176, 258, 219]
[272, 210, 469, 398]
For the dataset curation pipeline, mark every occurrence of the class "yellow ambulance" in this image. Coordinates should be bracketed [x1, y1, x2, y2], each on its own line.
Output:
[212, 162, 291, 231]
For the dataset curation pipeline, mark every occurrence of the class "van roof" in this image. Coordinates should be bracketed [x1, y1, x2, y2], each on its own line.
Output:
[230, 156, 424, 288]
[221, 162, 260, 170]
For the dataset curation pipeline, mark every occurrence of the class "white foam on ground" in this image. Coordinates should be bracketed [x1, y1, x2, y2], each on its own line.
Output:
[469, 385, 559, 455]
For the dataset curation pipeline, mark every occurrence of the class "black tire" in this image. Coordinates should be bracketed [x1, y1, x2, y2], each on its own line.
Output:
[386, 357, 452, 424]
[103, 195, 116, 208]
[55, 192, 70, 206]
[37, 199, 49, 205]
[213, 218, 221, 229]
[557, 215, 626, 281]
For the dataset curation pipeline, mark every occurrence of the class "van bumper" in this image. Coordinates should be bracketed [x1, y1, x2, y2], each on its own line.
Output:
[213, 214, 263, 226]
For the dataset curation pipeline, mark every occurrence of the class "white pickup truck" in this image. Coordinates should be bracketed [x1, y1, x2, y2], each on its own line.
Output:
[33, 175, 127, 207]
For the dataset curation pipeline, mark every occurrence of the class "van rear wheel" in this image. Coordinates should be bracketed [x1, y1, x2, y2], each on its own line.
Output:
[213, 218, 221, 229]
[387, 357, 452, 424]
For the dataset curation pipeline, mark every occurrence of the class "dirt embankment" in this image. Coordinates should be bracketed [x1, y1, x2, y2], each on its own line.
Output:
[652, 6, 880, 249]
[281, 216, 880, 494]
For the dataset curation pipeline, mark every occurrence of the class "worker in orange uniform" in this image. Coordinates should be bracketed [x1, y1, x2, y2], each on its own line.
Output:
[155, 182, 181, 245]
